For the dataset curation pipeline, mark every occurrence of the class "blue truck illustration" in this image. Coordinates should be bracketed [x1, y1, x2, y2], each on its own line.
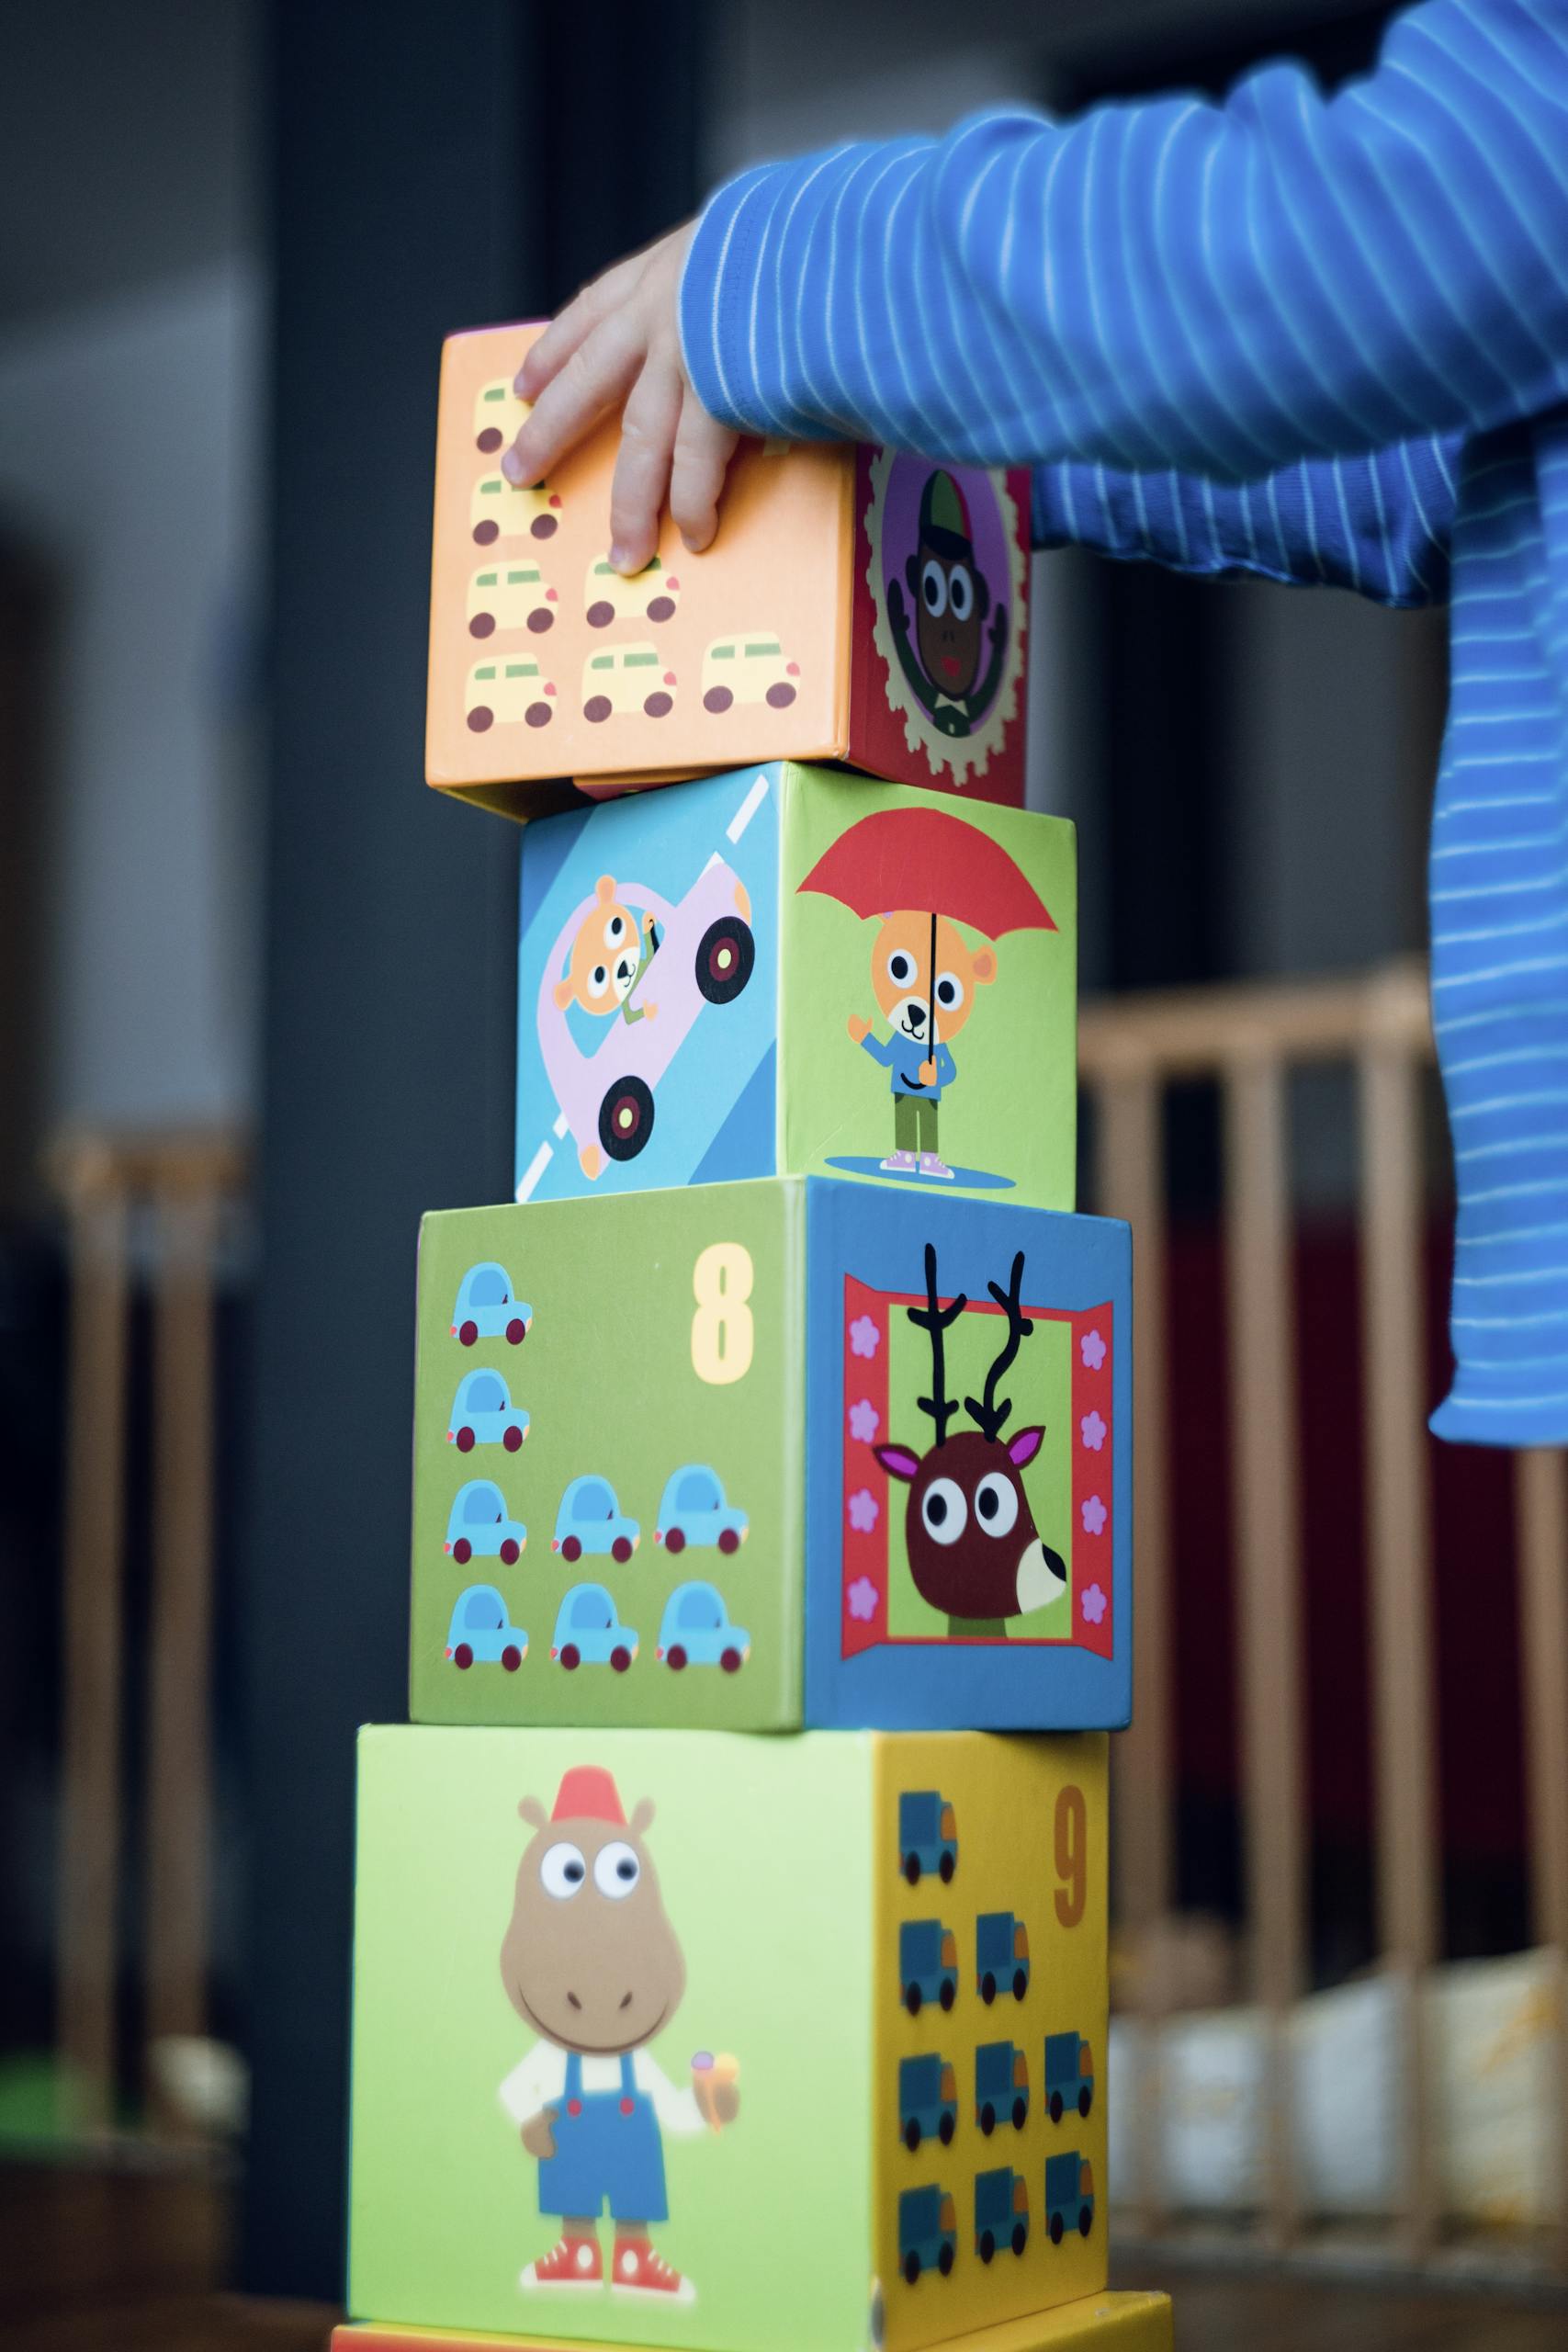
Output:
[1044, 2030, 1096, 2123]
[899, 1919, 958, 2017]
[975, 2041, 1029, 2135]
[976, 1911, 1031, 2004]
[974, 2166, 1029, 2262]
[897, 2184, 956, 2284]
[1044, 2151, 1096, 2244]
[897, 1790, 957, 1885]
[898, 2054, 957, 2153]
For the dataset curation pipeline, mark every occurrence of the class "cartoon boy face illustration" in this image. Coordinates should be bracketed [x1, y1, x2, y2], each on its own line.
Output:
[499, 1767, 739, 2306]
[847, 910, 996, 1180]
[553, 876, 661, 1026]
[886, 470, 1010, 739]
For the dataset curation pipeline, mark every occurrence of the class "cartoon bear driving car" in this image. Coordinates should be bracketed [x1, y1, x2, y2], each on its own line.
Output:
[553, 876, 660, 1026]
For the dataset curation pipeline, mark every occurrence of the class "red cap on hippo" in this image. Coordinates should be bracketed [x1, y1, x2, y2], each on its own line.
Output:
[551, 1765, 625, 1825]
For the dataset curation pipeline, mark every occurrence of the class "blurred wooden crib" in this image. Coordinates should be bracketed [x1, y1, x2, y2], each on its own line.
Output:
[1081, 956, 1568, 2280]
[48, 1128, 247, 2149]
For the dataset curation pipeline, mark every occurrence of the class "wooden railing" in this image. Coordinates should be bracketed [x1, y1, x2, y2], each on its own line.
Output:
[1081, 957, 1568, 2272]
[47, 1129, 247, 2145]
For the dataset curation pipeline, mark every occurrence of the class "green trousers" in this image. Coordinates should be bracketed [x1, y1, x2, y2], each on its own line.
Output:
[894, 1094, 939, 1155]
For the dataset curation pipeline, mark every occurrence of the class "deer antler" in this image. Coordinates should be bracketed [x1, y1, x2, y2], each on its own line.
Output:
[907, 1241, 966, 1447]
[964, 1250, 1034, 1442]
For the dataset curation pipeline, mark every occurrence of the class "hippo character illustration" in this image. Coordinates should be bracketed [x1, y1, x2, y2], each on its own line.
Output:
[498, 1767, 739, 2305]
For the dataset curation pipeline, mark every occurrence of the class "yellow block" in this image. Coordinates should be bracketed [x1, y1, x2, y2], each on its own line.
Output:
[874, 1736, 1111, 2350]
[331, 2286, 1173, 2350]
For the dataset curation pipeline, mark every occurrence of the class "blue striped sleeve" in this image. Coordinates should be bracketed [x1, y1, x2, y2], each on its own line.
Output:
[680, 0, 1568, 481]
[1032, 435, 1459, 605]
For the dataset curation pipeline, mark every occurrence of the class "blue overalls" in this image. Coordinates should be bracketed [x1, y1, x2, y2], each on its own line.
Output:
[537, 2052, 668, 2223]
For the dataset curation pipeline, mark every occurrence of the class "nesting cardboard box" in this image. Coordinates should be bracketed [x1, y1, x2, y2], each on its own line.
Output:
[514, 763, 1076, 1212]
[412, 1179, 1131, 1734]
[428, 324, 1032, 812]
[348, 1726, 1110, 2352]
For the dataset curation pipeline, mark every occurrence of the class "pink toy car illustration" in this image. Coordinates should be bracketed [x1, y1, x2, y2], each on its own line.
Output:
[536, 858, 755, 1181]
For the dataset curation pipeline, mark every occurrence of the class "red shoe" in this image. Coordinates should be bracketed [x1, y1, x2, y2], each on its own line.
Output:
[610, 2237, 695, 2303]
[521, 2233, 602, 2290]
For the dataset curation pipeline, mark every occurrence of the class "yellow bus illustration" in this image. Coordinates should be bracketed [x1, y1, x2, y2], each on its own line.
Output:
[583, 553, 680, 629]
[467, 560, 557, 639]
[473, 377, 519, 455]
[700, 634, 799, 714]
[466, 655, 556, 735]
[469, 471, 559, 548]
[581, 643, 677, 723]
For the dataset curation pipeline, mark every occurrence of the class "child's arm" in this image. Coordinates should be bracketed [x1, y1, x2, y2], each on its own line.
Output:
[679, 2, 1568, 481]
[1033, 434, 1459, 608]
[508, 3, 1564, 570]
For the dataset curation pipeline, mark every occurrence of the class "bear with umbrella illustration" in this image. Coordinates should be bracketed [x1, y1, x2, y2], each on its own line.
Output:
[797, 806, 1056, 1188]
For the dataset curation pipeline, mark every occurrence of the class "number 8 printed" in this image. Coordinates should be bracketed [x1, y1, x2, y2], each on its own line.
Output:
[692, 1243, 754, 1385]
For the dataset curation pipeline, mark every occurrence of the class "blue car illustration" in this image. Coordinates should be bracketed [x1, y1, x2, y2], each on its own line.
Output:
[552, 1474, 639, 1564]
[551, 1582, 638, 1672]
[447, 1367, 530, 1454]
[446, 1584, 527, 1671]
[655, 1580, 750, 1672]
[445, 1478, 525, 1566]
[653, 1463, 749, 1556]
[451, 1261, 533, 1347]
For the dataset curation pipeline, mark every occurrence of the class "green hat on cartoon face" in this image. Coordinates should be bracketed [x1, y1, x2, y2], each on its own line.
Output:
[919, 468, 975, 560]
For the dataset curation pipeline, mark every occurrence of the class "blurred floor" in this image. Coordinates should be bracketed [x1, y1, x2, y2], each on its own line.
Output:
[0, 2163, 333, 2351]
[3, 2165, 1567, 2352]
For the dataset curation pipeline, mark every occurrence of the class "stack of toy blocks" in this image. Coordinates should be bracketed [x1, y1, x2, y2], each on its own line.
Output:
[332, 326, 1172, 2352]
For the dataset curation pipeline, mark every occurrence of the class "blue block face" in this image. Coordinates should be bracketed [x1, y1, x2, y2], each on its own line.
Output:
[804, 1179, 1131, 1730]
[515, 769, 779, 1203]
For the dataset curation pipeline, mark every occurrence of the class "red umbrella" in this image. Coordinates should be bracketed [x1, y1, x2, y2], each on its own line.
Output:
[798, 805, 1055, 1050]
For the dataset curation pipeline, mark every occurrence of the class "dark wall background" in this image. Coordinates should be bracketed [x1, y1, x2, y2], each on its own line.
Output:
[241, 0, 708, 2296]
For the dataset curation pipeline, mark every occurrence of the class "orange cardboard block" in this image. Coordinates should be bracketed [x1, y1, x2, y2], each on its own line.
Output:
[330, 2287, 1173, 2350]
[428, 324, 1032, 817]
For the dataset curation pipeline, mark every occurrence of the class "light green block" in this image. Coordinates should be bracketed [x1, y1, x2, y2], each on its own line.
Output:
[349, 1724, 1110, 2352]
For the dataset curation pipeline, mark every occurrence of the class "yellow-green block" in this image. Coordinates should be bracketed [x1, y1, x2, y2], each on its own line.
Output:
[350, 1726, 1110, 2352]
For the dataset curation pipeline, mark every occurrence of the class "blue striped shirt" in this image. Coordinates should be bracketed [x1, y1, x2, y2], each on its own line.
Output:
[680, 0, 1568, 1446]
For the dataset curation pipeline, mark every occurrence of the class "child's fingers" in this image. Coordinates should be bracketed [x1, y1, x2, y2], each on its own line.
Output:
[669, 390, 739, 555]
[514, 252, 643, 400]
[607, 352, 682, 573]
[504, 313, 641, 486]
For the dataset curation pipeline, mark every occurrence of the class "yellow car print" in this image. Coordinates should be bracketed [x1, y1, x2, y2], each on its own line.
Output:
[467, 560, 558, 639]
[470, 471, 559, 548]
[701, 634, 800, 713]
[581, 643, 677, 723]
[583, 553, 681, 629]
[466, 655, 557, 735]
[473, 377, 519, 455]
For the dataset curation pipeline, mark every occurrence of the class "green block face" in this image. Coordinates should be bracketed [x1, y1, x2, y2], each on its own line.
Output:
[348, 1726, 1109, 2352]
[514, 763, 1077, 1214]
[418, 1180, 803, 1730]
[412, 1179, 1133, 1734]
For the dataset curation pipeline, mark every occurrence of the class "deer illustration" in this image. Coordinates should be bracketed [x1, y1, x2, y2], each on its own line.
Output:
[874, 1244, 1068, 1635]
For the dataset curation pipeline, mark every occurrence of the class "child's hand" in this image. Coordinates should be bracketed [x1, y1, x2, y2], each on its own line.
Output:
[502, 225, 739, 578]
